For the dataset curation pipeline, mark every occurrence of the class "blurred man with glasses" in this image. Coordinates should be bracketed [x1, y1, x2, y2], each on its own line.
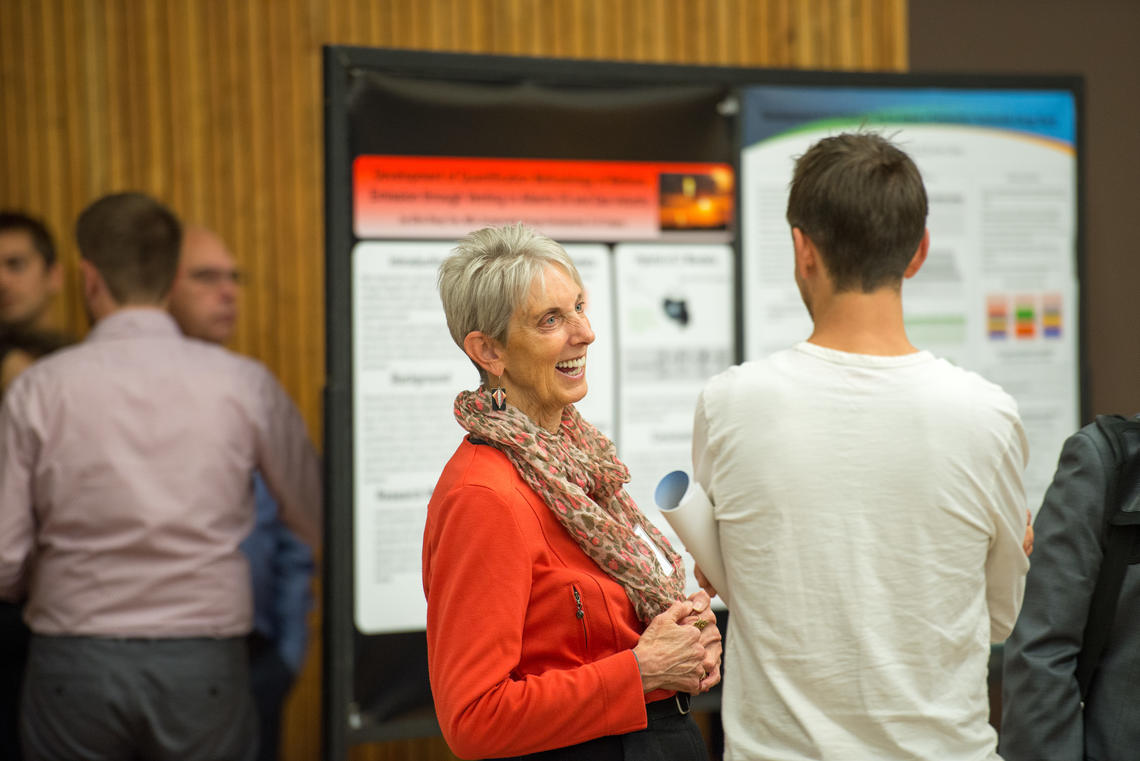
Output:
[168, 225, 314, 761]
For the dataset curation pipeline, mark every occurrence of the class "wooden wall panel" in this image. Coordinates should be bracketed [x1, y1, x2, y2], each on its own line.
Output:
[0, 1, 906, 760]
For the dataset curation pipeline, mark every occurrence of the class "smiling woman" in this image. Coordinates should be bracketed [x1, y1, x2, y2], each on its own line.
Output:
[472, 262, 595, 432]
[423, 224, 722, 760]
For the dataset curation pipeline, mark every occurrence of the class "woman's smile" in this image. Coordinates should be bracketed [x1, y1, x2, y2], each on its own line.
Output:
[555, 356, 586, 377]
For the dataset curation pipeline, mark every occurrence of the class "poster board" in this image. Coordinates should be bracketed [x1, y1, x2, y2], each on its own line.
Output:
[323, 46, 1083, 757]
[739, 86, 1081, 512]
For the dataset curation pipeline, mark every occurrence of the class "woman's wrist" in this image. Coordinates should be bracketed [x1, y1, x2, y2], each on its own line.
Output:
[632, 647, 659, 693]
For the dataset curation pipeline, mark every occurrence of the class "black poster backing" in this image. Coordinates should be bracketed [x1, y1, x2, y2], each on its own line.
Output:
[323, 45, 1085, 759]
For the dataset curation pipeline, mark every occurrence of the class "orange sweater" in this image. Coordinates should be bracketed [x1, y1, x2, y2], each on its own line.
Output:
[423, 437, 668, 759]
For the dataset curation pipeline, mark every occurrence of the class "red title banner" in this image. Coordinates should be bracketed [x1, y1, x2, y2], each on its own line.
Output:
[353, 156, 733, 242]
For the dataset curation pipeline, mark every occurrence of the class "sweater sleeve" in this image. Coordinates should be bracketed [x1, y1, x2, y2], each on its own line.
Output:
[424, 481, 647, 760]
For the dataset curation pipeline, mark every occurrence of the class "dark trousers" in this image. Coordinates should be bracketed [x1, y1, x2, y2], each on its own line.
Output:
[0, 602, 30, 761]
[20, 634, 258, 761]
[248, 634, 297, 761]
[497, 695, 709, 761]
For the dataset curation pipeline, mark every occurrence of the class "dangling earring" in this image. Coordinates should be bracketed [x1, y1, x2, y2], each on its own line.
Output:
[490, 375, 507, 411]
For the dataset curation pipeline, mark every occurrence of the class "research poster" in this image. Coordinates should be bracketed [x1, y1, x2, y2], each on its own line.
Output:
[351, 159, 735, 633]
[567, 245, 618, 439]
[615, 243, 735, 597]
[351, 241, 469, 634]
[740, 87, 1079, 512]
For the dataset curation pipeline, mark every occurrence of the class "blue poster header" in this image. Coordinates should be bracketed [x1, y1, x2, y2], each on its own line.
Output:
[741, 86, 1076, 148]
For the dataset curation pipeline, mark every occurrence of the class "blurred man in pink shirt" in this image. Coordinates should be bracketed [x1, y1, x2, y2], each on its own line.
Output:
[0, 193, 321, 761]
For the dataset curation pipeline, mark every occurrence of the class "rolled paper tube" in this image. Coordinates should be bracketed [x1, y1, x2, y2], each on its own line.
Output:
[654, 470, 730, 608]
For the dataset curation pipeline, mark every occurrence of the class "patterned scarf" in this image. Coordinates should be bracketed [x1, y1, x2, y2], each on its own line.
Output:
[454, 388, 686, 623]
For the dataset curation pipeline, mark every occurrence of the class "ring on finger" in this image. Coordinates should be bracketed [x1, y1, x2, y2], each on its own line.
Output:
[693, 618, 709, 631]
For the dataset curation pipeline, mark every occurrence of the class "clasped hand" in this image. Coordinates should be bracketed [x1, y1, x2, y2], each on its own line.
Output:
[632, 590, 722, 695]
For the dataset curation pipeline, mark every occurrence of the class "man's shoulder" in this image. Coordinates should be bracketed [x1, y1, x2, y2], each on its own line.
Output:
[702, 351, 791, 394]
[179, 336, 271, 376]
[907, 361, 1026, 466]
[4, 339, 85, 392]
[12, 332, 277, 410]
[922, 357, 1019, 418]
[46, 331, 269, 377]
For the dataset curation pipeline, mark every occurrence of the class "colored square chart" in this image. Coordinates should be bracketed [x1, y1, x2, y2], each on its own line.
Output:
[986, 292, 1064, 342]
[1042, 292, 1063, 338]
[1014, 296, 1037, 339]
[986, 295, 1009, 339]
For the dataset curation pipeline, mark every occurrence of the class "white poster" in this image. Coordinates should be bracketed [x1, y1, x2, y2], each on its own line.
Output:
[564, 244, 616, 441]
[741, 89, 1079, 513]
[614, 243, 735, 595]
[352, 241, 471, 633]
[352, 241, 618, 633]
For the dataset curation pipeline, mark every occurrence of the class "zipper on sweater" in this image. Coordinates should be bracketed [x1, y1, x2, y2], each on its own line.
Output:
[571, 584, 588, 647]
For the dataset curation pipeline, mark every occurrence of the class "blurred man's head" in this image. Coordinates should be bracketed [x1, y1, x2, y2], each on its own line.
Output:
[167, 225, 239, 344]
[0, 211, 62, 331]
[75, 193, 182, 320]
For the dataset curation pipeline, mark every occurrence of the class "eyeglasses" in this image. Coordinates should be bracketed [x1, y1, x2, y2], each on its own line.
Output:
[187, 268, 242, 287]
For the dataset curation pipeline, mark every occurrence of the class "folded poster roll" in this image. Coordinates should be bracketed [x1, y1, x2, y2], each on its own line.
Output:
[654, 470, 730, 608]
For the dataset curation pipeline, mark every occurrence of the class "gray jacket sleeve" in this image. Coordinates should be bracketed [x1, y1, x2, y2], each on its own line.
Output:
[999, 429, 1108, 761]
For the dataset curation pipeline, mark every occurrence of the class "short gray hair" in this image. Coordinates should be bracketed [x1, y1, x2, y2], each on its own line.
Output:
[438, 223, 583, 384]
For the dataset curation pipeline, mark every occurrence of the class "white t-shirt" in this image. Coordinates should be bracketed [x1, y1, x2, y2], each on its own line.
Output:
[693, 342, 1029, 761]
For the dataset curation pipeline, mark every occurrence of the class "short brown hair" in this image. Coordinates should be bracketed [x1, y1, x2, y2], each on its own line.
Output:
[75, 192, 182, 304]
[786, 132, 927, 292]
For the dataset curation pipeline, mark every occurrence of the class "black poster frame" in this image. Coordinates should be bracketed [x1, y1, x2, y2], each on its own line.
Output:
[323, 44, 1085, 759]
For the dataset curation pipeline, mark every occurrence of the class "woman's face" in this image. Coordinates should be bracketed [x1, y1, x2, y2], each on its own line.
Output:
[498, 264, 595, 431]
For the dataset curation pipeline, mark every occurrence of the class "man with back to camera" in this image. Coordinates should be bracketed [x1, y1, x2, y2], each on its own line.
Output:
[0, 211, 71, 761]
[691, 132, 1030, 760]
[168, 224, 315, 761]
[0, 192, 321, 761]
